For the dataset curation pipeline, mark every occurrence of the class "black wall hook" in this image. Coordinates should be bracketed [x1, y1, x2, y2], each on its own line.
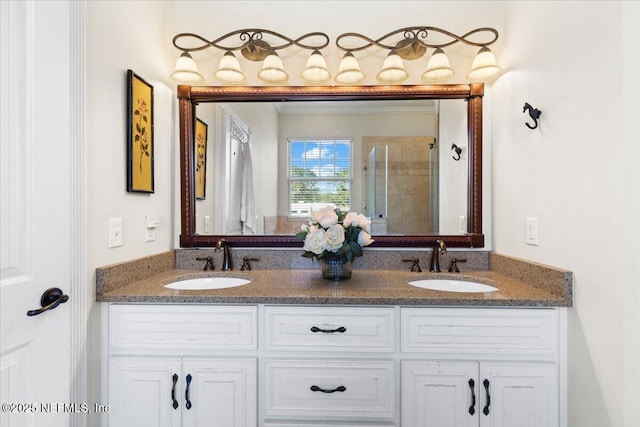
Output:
[523, 102, 541, 129]
[451, 144, 462, 161]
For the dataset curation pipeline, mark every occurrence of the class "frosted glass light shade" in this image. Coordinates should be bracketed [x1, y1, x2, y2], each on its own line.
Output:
[376, 50, 408, 83]
[421, 48, 455, 81]
[258, 52, 289, 83]
[170, 52, 204, 83]
[335, 52, 365, 85]
[301, 49, 331, 83]
[214, 51, 246, 84]
[467, 46, 501, 79]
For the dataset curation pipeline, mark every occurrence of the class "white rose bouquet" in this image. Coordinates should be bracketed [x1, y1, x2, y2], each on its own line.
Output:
[296, 207, 374, 262]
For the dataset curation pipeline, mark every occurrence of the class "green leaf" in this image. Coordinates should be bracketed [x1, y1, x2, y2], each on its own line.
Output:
[345, 226, 360, 242]
[348, 240, 363, 258]
[345, 251, 354, 262]
[295, 231, 308, 240]
[336, 244, 349, 256]
[301, 252, 316, 258]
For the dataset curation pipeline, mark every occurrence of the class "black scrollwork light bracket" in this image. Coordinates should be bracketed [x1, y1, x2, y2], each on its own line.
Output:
[335, 26, 499, 58]
[173, 29, 330, 62]
[523, 102, 542, 129]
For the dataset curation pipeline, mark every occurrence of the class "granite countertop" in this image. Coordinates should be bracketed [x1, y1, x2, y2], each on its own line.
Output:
[96, 266, 571, 307]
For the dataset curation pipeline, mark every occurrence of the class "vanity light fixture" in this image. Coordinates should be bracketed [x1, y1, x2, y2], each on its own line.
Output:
[170, 29, 330, 85]
[170, 26, 500, 85]
[336, 26, 501, 84]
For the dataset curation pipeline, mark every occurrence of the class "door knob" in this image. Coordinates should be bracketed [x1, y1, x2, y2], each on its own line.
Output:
[26, 287, 69, 316]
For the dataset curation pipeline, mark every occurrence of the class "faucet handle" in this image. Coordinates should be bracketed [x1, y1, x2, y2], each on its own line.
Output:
[402, 257, 422, 272]
[448, 258, 467, 273]
[240, 257, 259, 271]
[195, 256, 214, 271]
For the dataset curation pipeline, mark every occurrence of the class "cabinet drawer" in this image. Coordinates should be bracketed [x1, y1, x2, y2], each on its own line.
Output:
[263, 359, 395, 419]
[109, 304, 257, 352]
[264, 306, 395, 352]
[401, 308, 558, 358]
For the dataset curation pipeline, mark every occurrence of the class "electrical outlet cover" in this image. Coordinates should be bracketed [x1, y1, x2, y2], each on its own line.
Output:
[526, 217, 539, 246]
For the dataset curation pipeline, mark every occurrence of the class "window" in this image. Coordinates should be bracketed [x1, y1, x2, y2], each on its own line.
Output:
[288, 139, 352, 217]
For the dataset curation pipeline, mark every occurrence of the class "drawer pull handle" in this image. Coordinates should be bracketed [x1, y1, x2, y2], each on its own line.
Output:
[310, 385, 347, 394]
[468, 378, 476, 415]
[171, 374, 179, 410]
[185, 374, 192, 410]
[310, 326, 347, 333]
[483, 378, 491, 415]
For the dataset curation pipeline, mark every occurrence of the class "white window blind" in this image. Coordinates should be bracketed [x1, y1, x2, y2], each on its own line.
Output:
[288, 139, 352, 217]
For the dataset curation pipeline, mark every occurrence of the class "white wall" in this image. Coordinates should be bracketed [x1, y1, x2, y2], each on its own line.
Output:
[439, 99, 470, 234]
[86, 1, 176, 425]
[173, 1, 504, 87]
[492, 2, 640, 426]
[194, 104, 217, 234]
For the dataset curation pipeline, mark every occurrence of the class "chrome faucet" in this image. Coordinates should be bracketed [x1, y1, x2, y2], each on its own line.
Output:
[429, 240, 447, 272]
[215, 239, 233, 271]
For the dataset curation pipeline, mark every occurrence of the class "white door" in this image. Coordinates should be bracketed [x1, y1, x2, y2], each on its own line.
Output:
[222, 111, 250, 235]
[479, 362, 558, 427]
[401, 361, 478, 427]
[1, 1, 76, 426]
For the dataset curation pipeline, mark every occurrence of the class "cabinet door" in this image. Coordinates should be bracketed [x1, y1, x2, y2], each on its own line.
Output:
[182, 358, 257, 427]
[108, 357, 182, 427]
[479, 363, 558, 427]
[401, 361, 478, 427]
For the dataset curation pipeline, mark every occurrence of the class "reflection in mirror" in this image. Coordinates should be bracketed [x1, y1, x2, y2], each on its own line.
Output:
[193, 99, 468, 237]
[178, 84, 484, 248]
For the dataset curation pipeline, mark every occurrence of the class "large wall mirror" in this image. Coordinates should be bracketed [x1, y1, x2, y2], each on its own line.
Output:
[178, 84, 484, 248]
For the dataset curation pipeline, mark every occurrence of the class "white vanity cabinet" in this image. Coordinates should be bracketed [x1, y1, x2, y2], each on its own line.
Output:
[400, 308, 560, 427]
[401, 361, 557, 427]
[107, 305, 258, 427]
[105, 304, 563, 427]
[108, 357, 256, 427]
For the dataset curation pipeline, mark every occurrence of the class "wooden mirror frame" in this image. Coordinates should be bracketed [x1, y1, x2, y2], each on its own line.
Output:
[178, 83, 484, 248]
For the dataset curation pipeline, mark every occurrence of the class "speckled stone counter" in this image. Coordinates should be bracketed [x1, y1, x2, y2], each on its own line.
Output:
[95, 251, 572, 307]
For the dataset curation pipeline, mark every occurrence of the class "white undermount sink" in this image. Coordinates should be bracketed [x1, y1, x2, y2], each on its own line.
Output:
[164, 277, 252, 290]
[407, 278, 498, 293]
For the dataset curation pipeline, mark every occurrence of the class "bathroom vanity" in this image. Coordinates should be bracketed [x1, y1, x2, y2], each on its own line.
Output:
[97, 252, 571, 427]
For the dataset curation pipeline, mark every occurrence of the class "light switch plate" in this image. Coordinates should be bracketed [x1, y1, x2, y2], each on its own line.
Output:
[526, 217, 539, 246]
[108, 218, 123, 248]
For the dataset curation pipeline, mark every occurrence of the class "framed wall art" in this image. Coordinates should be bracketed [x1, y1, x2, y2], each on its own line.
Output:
[195, 118, 208, 200]
[126, 69, 154, 193]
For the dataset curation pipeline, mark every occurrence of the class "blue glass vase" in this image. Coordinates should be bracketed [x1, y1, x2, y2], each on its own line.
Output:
[321, 253, 352, 281]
